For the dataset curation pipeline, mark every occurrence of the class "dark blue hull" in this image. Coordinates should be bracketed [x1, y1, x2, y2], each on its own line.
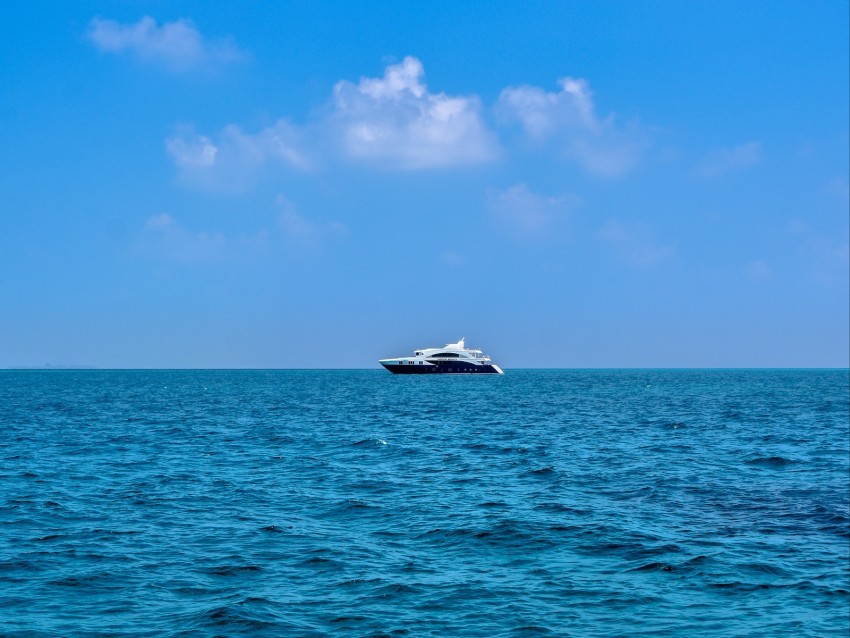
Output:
[382, 362, 501, 374]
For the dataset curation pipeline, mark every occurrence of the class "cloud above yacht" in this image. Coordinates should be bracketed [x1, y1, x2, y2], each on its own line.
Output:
[330, 56, 500, 169]
[162, 57, 650, 182]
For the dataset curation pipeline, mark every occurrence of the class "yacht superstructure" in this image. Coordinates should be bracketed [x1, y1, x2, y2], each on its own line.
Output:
[379, 338, 504, 374]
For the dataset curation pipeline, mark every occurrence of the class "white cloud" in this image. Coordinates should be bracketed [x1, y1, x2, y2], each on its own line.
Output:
[165, 57, 499, 186]
[87, 16, 244, 71]
[277, 196, 346, 244]
[497, 77, 648, 176]
[166, 132, 218, 167]
[163, 58, 652, 187]
[694, 141, 762, 178]
[166, 121, 310, 191]
[597, 219, 673, 267]
[330, 56, 500, 169]
[487, 184, 577, 235]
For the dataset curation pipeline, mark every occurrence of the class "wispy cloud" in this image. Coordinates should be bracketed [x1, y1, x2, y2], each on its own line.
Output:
[166, 129, 218, 167]
[693, 141, 762, 178]
[166, 121, 310, 191]
[487, 184, 577, 236]
[87, 16, 245, 72]
[141, 213, 230, 262]
[330, 56, 500, 169]
[597, 219, 673, 267]
[497, 77, 649, 176]
[140, 213, 271, 263]
[277, 196, 346, 245]
[139, 199, 342, 262]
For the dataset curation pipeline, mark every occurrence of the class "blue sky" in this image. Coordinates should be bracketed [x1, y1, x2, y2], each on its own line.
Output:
[1, 1, 847, 368]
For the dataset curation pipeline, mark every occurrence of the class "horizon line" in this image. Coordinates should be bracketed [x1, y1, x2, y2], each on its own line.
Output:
[3, 366, 848, 372]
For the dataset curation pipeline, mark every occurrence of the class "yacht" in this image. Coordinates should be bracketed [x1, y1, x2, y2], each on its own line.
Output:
[379, 338, 504, 374]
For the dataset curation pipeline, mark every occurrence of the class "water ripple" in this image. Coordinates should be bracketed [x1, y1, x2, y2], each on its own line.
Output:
[0, 369, 847, 636]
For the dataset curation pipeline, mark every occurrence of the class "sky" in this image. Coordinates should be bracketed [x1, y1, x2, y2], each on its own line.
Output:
[0, 1, 847, 368]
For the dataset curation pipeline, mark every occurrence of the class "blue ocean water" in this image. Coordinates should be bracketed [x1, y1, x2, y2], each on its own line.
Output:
[0, 369, 847, 636]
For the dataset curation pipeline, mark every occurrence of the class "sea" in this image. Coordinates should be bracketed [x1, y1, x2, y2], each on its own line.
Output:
[0, 369, 847, 637]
